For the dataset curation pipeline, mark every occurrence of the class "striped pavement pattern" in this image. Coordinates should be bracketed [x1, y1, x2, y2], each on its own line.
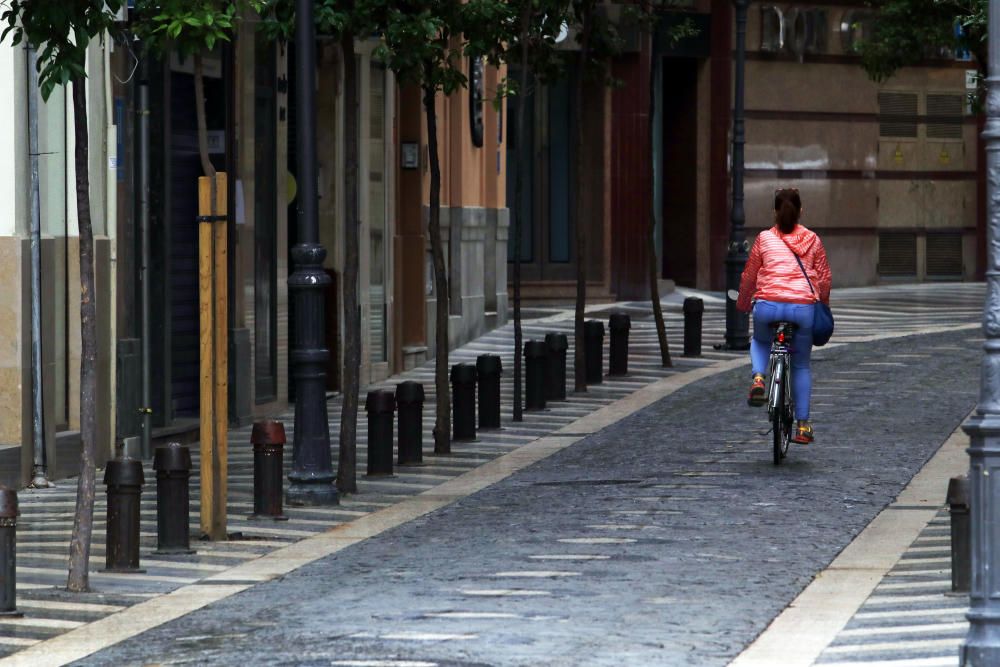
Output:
[0, 282, 985, 658]
[814, 509, 965, 667]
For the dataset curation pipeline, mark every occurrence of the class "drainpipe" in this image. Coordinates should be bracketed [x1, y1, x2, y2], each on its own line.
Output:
[27, 46, 50, 488]
[139, 66, 152, 460]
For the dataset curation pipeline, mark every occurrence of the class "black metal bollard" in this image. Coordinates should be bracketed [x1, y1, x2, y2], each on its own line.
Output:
[545, 333, 568, 401]
[451, 363, 477, 441]
[477, 354, 502, 430]
[683, 297, 704, 357]
[948, 475, 970, 593]
[0, 488, 20, 617]
[524, 340, 548, 411]
[396, 381, 425, 466]
[608, 312, 631, 376]
[250, 422, 288, 521]
[154, 442, 196, 553]
[584, 320, 605, 384]
[366, 389, 396, 476]
[104, 455, 145, 573]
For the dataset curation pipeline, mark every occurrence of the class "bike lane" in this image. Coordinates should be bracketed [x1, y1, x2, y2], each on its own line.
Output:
[75, 329, 980, 667]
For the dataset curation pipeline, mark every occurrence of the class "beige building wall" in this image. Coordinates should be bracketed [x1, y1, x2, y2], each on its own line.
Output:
[0, 38, 116, 485]
[423, 58, 510, 355]
[736, 2, 977, 287]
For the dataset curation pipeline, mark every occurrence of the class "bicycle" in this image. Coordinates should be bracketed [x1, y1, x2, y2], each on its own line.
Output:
[766, 322, 796, 465]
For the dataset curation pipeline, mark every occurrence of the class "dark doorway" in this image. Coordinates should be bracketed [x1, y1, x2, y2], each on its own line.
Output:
[661, 58, 698, 287]
[168, 63, 226, 418]
[506, 66, 578, 282]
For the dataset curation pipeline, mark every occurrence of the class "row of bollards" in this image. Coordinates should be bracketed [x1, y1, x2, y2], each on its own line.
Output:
[7, 308, 704, 595]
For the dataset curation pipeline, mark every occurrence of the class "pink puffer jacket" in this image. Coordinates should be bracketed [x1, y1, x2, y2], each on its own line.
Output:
[736, 224, 832, 313]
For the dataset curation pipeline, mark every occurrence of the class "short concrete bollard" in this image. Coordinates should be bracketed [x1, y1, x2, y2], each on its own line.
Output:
[366, 389, 396, 476]
[524, 340, 548, 411]
[104, 454, 145, 573]
[608, 312, 631, 376]
[154, 442, 196, 552]
[477, 354, 502, 430]
[451, 363, 478, 441]
[948, 474, 970, 593]
[250, 422, 288, 521]
[584, 320, 605, 384]
[0, 487, 20, 617]
[545, 333, 568, 401]
[396, 381, 425, 466]
[683, 297, 704, 357]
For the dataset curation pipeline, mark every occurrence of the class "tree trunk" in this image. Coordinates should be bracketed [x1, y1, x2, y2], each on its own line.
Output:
[573, 14, 592, 393]
[67, 75, 98, 593]
[512, 14, 531, 422]
[647, 28, 671, 367]
[424, 76, 450, 455]
[338, 32, 361, 494]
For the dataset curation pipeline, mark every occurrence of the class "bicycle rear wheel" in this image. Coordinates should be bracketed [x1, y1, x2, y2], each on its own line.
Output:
[772, 359, 785, 465]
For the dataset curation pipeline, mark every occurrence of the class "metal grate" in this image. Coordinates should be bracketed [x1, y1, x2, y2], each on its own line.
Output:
[926, 232, 963, 276]
[926, 94, 964, 140]
[878, 92, 918, 138]
[878, 232, 917, 276]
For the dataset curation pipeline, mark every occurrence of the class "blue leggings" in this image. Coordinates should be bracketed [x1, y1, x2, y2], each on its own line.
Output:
[750, 300, 815, 421]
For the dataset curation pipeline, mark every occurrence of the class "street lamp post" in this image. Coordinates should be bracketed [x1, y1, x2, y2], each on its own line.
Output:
[287, 0, 338, 506]
[724, 0, 751, 351]
[963, 1, 1000, 662]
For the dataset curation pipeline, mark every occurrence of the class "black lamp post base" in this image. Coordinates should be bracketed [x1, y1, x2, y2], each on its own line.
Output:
[286, 479, 339, 507]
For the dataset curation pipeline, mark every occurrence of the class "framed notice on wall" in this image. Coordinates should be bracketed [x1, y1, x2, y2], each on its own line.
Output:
[401, 142, 419, 170]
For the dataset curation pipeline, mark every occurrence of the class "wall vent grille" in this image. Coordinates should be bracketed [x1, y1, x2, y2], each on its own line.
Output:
[926, 94, 964, 140]
[878, 232, 917, 276]
[926, 232, 963, 276]
[878, 92, 918, 138]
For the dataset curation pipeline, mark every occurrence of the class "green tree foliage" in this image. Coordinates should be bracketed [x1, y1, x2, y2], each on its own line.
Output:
[132, 0, 245, 55]
[857, 0, 986, 82]
[258, 0, 380, 41]
[1, 0, 122, 100]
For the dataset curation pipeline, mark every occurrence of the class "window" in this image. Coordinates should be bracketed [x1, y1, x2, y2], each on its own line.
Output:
[760, 7, 783, 52]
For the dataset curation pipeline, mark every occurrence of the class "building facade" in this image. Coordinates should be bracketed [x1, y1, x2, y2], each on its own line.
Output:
[0, 13, 508, 486]
[515, 0, 982, 301]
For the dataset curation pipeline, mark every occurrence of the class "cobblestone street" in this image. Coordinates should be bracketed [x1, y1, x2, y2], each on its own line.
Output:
[39, 284, 982, 667]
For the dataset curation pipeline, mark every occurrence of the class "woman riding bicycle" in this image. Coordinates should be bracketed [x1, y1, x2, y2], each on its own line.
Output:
[736, 188, 832, 444]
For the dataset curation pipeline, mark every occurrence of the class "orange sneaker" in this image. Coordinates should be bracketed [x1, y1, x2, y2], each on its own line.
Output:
[747, 374, 766, 407]
[791, 421, 814, 445]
